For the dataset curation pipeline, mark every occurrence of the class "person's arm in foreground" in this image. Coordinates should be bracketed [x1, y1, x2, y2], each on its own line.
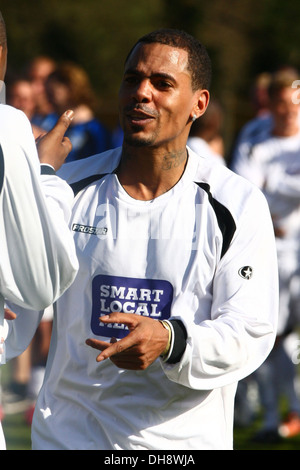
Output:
[0, 110, 78, 311]
[0, 111, 78, 363]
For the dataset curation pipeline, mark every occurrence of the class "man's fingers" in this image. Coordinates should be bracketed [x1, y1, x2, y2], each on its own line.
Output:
[99, 313, 138, 329]
[86, 335, 133, 362]
[35, 132, 47, 144]
[61, 135, 73, 153]
[60, 109, 75, 129]
[49, 110, 74, 139]
[86, 338, 110, 351]
[36, 110, 74, 169]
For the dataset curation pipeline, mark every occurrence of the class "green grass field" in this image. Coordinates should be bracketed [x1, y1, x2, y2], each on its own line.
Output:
[2, 413, 31, 450]
[2, 410, 300, 450]
[2, 363, 300, 450]
[2, 401, 300, 450]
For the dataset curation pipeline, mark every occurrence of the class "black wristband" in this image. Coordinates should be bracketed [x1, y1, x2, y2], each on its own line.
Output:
[166, 319, 187, 364]
[40, 164, 56, 175]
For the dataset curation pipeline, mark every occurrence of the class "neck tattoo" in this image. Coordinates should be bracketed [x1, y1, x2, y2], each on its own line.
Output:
[161, 149, 187, 170]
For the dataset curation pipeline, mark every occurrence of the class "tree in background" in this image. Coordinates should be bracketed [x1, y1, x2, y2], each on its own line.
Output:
[2, 0, 300, 157]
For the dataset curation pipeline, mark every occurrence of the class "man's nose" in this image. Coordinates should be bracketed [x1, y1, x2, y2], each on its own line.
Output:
[134, 79, 152, 102]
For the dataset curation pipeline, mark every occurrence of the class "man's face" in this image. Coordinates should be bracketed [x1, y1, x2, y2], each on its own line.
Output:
[118, 42, 201, 150]
[271, 87, 300, 134]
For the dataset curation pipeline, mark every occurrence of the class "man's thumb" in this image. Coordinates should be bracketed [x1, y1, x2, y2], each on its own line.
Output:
[53, 109, 74, 136]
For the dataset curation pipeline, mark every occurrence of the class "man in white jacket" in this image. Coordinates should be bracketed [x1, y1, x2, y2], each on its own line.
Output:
[10, 28, 278, 450]
[0, 11, 78, 449]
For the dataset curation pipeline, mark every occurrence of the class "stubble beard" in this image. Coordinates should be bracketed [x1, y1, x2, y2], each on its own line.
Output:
[123, 124, 160, 148]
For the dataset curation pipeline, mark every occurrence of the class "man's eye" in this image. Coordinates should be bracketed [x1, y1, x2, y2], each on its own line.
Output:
[156, 80, 172, 89]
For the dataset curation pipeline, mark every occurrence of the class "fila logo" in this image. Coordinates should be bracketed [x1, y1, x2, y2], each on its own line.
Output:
[72, 223, 108, 236]
[238, 266, 253, 280]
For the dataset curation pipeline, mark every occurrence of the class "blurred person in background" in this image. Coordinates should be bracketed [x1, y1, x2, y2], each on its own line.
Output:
[230, 67, 300, 174]
[45, 62, 111, 162]
[27, 56, 58, 132]
[6, 77, 35, 121]
[250, 71, 272, 118]
[6, 76, 45, 138]
[187, 98, 225, 165]
[229, 72, 272, 172]
[232, 68, 300, 443]
[111, 121, 124, 148]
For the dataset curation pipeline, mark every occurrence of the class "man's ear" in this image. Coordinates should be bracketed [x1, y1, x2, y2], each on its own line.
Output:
[191, 89, 210, 121]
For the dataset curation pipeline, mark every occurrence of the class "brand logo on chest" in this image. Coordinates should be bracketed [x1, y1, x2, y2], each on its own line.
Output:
[72, 223, 108, 236]
[91, 275, 173, 338]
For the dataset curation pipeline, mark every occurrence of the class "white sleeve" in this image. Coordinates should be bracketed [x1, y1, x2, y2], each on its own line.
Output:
[0, 136, 78, 311]
[2, 305, 43, 362]
[0, 108, 78, 365]
[0, 106, 78, 310]
[162, 189, 278, 390]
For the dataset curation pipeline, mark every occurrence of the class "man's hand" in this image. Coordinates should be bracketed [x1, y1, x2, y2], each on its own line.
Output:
[4, 307, 16, 321]
[86, 313, 169, 370]
[36, 110, 74, 171]
[0, 308, 17, 358]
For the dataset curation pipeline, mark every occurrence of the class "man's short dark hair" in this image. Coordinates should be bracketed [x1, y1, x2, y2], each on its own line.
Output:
[126, 28, 212, 92]
[0, 11, 7, 49]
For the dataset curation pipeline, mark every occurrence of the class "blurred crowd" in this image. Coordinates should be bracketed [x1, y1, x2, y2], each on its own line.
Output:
[230, 66, 300, 444]
[6, 56, 123, 159]
[2, 55, 300, 446]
